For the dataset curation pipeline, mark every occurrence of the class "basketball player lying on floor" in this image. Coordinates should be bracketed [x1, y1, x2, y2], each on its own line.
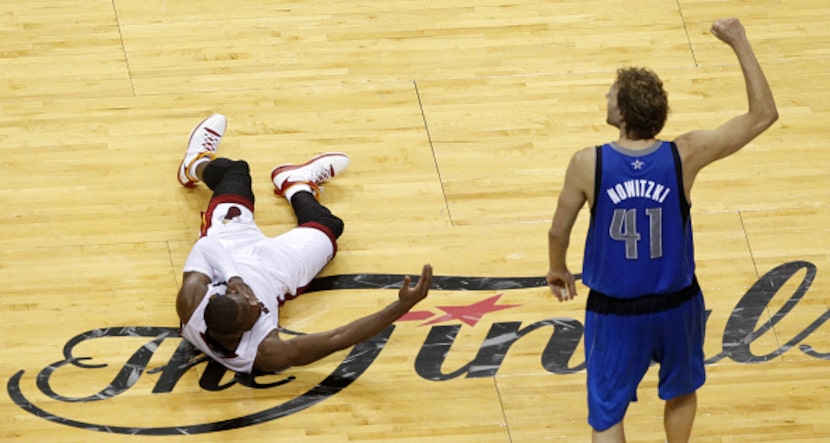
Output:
[175, 113, 433, 374]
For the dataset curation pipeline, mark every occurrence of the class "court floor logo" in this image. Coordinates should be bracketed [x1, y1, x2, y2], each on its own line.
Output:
[7, 261, 829, 434]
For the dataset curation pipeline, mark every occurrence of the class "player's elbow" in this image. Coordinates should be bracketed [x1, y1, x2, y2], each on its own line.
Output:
[752, 113, 778, 139]
[548, 226, 570, 248]
[764, 107, 779, 128]
[753, 103, 779, 132]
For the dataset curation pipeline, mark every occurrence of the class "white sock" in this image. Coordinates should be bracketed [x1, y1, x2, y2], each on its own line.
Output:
[284, 183, 313, 201]
[188, 157, 212, 181]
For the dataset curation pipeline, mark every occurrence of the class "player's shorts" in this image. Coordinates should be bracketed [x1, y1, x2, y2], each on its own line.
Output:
[200, 195, 336, 301]
[583, 285, 706, 431]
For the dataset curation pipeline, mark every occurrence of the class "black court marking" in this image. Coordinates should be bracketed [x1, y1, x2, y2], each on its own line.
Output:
[306, 273, 564, 292]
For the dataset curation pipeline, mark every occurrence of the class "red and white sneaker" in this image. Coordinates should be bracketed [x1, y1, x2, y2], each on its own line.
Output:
[271, 152, 349, 199]
[177, 114, 227, 187]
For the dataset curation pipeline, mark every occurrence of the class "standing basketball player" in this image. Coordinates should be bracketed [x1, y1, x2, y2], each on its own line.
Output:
[175, 113, 433, 374]
[546, 18, 777, 443]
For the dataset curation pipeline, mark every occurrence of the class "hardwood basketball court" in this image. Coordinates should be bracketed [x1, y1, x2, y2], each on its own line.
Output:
[2, 1, 829, 442]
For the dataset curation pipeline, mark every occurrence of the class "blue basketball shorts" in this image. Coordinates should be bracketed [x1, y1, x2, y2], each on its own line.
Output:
[583, 291, 706, 431]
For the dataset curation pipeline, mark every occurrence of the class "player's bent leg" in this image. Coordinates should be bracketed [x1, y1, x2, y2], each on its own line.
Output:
[290, 192, 344, 239]
[664, 391, 697, 443]
[203, 159, 256, 206]
[195, 159, 257, 238]
[263, 227, 337, 303]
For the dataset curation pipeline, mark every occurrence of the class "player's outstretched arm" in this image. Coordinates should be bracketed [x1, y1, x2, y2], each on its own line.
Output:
[676, 18, 778, 180]
[254, 264, 434, 373]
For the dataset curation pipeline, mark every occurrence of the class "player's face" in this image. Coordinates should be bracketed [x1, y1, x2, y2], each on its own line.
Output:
[228, 291, 263, 332]
[605, 82, 623, 128]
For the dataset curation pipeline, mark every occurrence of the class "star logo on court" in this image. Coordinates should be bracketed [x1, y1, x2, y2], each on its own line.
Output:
[397, 294, 521, 327]
[631, 159, 644, 170]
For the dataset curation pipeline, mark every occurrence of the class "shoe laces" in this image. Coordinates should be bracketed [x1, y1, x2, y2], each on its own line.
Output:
[200, 131, 221, 152]
[310, 165, 335, 185]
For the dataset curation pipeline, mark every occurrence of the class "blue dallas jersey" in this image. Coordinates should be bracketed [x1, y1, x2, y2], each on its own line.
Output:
[581, 141, 695, 299]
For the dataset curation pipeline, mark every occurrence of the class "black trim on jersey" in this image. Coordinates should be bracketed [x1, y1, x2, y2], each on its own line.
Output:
[591, 145, 603, 219]
[586, 276, 700, 315]
[669, 141, 691, 226]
